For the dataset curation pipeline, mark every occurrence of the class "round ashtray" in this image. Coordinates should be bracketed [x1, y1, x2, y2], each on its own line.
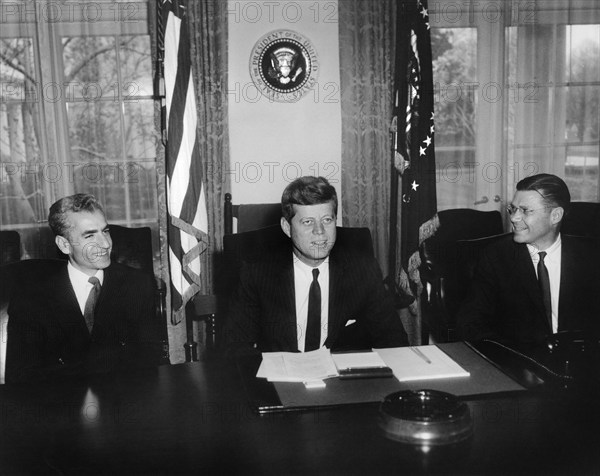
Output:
[378, 389, 472, 446]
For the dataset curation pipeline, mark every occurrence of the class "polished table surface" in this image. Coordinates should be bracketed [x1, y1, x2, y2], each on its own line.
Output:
[1, 349, 599, 475]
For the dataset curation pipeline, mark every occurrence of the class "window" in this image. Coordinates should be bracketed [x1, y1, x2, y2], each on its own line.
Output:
[432, 27, 478, 208]
[430, 0, 600, 212]
[0, 1, 158, 259]
[564, 25, 600, 201]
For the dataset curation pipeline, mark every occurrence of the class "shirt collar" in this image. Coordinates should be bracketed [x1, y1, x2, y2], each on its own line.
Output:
[67, 262, 104, 286]
[292, 255, 329, 274]
[527, 234, 561, 259]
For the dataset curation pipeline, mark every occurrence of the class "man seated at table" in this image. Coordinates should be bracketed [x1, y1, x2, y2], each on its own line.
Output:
[457, 173, 600, 350]
[5, 193, 161, 383]
[224, 176, 409, 354]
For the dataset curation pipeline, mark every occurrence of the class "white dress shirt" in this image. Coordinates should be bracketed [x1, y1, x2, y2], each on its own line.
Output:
[527, 235, 561, 333]
[68, 263, 104, 315]
[293, 256, 330, 352]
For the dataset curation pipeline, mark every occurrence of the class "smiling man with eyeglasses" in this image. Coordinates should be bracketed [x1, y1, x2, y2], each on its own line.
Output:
[458, 173, 600, 351]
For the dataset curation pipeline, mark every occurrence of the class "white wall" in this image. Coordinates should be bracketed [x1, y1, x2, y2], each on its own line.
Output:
[227, 0, 342, 206]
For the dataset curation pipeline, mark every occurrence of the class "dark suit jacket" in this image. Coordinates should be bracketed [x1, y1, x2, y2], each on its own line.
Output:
[224, 239, 409, 353]
[457, 234, 600, 348]
[5, 262, 160, 383]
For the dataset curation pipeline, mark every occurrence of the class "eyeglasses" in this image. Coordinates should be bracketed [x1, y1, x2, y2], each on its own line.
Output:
[506, 205, 551, 217]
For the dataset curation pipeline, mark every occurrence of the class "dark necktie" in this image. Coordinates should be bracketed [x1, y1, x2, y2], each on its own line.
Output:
[84, 276, 101, 333]
[305, 268, 321, 352]
[537, 251, 552, 330]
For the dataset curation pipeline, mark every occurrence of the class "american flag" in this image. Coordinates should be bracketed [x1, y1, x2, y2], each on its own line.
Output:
[392, 0, 438, 314]
[158, 0, 208, 324]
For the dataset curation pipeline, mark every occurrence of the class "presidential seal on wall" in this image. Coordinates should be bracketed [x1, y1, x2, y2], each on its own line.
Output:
[250, 30, 318, 103]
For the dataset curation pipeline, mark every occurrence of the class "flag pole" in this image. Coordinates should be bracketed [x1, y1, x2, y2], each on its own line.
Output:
[386, 116, 414, 309]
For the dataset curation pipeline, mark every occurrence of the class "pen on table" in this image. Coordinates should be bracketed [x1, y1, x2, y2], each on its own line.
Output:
[410, 347, 432, 364]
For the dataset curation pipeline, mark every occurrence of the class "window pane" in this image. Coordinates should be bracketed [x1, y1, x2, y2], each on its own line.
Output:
[566, 85, 599, 145]
[1, 38, 36, 98]
[565, 144, 599, 201]
[566, 25, 600, 83]
[67, 101, 122, 162]
[0, 38, 46, 229]
[119, 35, 153, 96]
[68, 158, 157, 223]
[124, 100, 157, 160]
[62, 36, 117, 100]
[431, 28, 478, 208]
[564, 25, 599, 201]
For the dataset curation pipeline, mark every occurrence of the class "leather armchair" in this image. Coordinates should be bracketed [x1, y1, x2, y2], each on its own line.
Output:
[419, 209, 505, 343]
[108, 224, 169, 364]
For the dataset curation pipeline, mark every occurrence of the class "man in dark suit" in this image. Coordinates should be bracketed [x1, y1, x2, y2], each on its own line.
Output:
[5, 194, 160, 383]
[458, 174, 600, 349]
[225, 176, 408, 353]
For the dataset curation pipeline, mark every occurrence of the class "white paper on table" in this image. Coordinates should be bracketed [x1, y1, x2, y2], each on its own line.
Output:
[257, 348, 339, 382]
[374, 345, 470, 382]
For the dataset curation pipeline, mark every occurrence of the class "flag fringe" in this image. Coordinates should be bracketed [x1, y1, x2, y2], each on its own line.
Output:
[170, 216, 209, 325]
[397, 212, 440, 316]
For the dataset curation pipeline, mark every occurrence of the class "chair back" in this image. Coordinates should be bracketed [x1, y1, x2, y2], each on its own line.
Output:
[218, 225, 287, 302]
[108, 224, 168, 364]
[221, 225, 374, 296]
[443, 233, 510, 323]
[420, 209, 504, 343]
[224, 193, 281, 235]
[561, 202, 600, 238]
[109, 224, 154, 275]
[0, 231, 21, 266]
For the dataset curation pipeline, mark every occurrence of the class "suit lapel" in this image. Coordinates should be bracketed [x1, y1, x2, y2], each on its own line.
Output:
[269, 249, 298, 350]
[95, 264, 122, 322]
[326, 248, 347, 347]
[558, 236, 577, 330]
[47, 264, 90, 340]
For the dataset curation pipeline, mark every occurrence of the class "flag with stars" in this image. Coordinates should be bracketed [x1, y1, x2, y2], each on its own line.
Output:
[392, 0, 438, 312]
[158, 0, 209, 324]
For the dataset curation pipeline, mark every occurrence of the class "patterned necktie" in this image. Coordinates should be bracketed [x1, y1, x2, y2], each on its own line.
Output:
[83, 276, 101, 333]
[305, 268, 321, 352]
[537, 251, 552, 330]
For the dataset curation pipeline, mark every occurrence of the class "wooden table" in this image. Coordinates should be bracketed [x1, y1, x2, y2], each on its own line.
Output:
[0, 350, 598, 475]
